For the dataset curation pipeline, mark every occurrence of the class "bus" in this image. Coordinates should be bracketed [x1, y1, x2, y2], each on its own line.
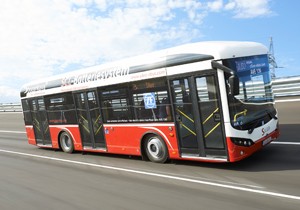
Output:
[20, 41, 280, 163]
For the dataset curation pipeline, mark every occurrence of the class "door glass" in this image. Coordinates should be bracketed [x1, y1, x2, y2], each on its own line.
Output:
[37, 99, 51, 143]
[31, 100, 43, 144]
[38, 98, 45, 110]
[75, 91, 105, 148]
[75, 93, 91, 147]
[171, 79, 198, 150]
[196, 76, 224, 149]
[87, 91, 105, 147]
[30, 98, 51, 145]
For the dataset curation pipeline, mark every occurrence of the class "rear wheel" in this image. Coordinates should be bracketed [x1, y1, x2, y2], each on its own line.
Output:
[145, 135, 168, 163]
[60, 131, 74, 153]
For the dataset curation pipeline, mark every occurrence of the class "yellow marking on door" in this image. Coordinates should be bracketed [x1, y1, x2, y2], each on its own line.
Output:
[95, 124, 103, 135]
[203, 108, 219, 124]
[176, 109, 194, 123]
[205, 122, 220, 138]
[180, 122, 196, 136]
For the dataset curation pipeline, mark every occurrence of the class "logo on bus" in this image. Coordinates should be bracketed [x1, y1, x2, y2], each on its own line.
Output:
[143, 92, 157, 109]
[262, 126, 270, 136]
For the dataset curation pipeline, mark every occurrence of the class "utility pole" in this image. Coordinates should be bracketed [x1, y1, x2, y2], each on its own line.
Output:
[268, 37, 278, 79]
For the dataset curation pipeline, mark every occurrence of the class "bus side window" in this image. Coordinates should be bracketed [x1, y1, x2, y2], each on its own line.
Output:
[45, 93, 76, 124]
[131, 78, 173, 122]
[21, 99, 33, 125]
[103, 100, 113, 121]
[100, 87, 132, 123]
[159, 97, 171, 120]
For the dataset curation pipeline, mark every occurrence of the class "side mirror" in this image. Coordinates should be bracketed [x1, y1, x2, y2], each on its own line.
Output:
[229, 75, 240, 96]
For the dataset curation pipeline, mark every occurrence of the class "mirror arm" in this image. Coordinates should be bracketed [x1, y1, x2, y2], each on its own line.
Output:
[211, 60, 240, 96]
[211, 60, 235, 75]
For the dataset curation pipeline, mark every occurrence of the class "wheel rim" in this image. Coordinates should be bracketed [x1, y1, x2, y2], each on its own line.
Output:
[147, 137, 164, 160]
[62, 134, 71, 150]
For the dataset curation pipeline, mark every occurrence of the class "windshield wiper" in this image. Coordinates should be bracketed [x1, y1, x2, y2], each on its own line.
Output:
[248, 110, 277, 134]
[248, 118, 261, 134]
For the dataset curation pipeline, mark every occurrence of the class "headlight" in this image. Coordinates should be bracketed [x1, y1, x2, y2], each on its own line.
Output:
[230, 137, 254, 147]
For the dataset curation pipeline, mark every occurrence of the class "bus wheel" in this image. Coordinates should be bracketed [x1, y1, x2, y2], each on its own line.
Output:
[145, 135, 168, 163]
[60, 131, 74, 153]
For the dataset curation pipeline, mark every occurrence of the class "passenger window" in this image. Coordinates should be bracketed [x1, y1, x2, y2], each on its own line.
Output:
[21, 99, 32, 125]
[131, 78, 173, 122]
[100, 87, 132, 123]
[45, 93, 77, 124]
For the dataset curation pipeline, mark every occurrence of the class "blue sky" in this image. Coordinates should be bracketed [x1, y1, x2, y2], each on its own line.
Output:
[0, 0, 299, 102]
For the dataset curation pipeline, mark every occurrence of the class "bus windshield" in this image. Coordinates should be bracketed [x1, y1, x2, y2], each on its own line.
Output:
[223, 54, 277, 131]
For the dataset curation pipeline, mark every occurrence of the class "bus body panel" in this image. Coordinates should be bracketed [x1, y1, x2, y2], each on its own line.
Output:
[224, 117, 279, 143]
[24, 122, 280, 163]
[224, 114, 279, 162]
[25, 125, 36, 145]
[27, 123, 180, 159]
[103, 123, 179, 158]
[226, 129, 280, 162]
[48, 125, 82, 150]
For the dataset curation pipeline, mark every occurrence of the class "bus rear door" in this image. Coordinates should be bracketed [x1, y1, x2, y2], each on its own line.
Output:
[170, 73, 227, 160]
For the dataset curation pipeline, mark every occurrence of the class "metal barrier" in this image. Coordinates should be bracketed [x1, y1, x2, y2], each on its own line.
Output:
[0, 103, 23, 112]
[273, 76, 300, 97]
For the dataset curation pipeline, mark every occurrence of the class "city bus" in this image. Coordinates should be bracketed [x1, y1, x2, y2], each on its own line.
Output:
[20, 41, 280, 163]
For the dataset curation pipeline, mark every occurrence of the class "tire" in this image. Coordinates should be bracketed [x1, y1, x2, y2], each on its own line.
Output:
[145, 135, 169, 163]
[60, 131, 74, 153]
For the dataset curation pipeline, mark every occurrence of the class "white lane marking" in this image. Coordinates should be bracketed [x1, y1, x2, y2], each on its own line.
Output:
[0, 149, 300, 201]
[169, 175, 264, 189]
[0, 130, 26, 134]
[272, 142, 300, 145]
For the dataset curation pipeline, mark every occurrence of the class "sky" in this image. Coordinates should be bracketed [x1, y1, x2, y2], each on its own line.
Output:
[0, 0, 299, 103]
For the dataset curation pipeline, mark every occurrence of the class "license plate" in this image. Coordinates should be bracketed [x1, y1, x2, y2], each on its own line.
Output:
[263, 137, 272, 146]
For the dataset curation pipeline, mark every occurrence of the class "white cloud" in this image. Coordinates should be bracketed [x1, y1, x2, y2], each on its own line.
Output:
[224, 0, 273, 18]
[207, 0, 223, 12]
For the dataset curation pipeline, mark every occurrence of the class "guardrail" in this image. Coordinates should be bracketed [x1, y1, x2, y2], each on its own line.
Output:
[1, 76, 300, 112]
[273, 76, 300, 97]
[0, 103, 23, 112]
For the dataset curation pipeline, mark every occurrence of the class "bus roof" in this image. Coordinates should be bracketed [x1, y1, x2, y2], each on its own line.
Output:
[21, 41, 268, 98]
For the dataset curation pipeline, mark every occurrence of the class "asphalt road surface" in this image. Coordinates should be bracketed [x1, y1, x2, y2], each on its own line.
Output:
[0, 99, 299, 210]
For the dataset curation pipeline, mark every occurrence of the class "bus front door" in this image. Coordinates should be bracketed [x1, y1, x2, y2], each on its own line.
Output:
[170, 74, 227, 160]
[74, 91, 106, 150]
[30, 98, 51, 146]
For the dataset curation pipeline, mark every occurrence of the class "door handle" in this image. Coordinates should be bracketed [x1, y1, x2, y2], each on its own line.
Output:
[213, 113, 221, 122]
[176, 114, 182, 122]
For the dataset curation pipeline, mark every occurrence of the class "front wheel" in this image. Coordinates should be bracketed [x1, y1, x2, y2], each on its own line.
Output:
[145, 135, 169, 163]
[60, 131, 74, 153]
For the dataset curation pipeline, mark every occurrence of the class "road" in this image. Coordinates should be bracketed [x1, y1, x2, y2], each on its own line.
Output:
[0, 99, 299, 210]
